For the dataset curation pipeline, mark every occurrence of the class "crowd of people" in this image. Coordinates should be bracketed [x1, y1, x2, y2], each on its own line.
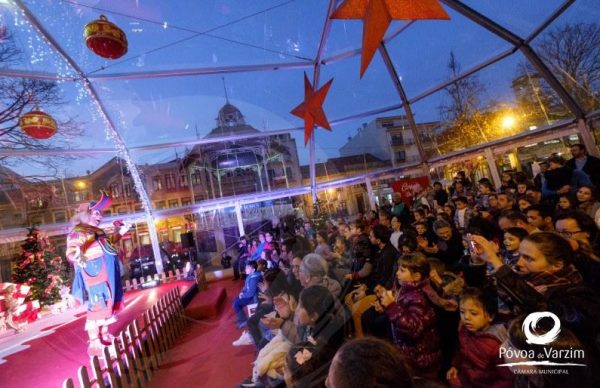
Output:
[228, 143, 600, 387]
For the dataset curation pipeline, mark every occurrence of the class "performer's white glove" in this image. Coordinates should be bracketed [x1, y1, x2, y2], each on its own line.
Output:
[73, 246, 85, 268]
[119, 222, 133, 236]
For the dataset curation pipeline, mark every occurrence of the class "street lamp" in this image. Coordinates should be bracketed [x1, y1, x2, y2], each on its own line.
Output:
[501, 114, 516, 130]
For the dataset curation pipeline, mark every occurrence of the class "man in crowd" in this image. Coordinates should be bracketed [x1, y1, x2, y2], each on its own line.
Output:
[566, 143, 600, 187]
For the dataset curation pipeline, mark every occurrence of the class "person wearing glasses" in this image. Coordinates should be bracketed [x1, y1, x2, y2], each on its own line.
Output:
[470, 232, 600, 357]
[555, 211, 600, 294]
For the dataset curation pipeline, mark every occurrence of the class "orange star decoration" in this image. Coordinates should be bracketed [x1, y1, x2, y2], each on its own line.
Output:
[331, 0, 449, 78]
[291, 73, 334, 146]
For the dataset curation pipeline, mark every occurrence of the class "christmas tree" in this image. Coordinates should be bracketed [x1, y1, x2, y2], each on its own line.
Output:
[12, 226, 71, 306]
[311, 199, 331, 231]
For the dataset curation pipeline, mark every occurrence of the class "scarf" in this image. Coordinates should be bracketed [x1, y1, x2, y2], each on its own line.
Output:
[523, 264, 583, 295]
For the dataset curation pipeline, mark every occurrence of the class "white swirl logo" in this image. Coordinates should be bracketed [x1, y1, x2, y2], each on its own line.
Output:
[522, 311, 561, 345]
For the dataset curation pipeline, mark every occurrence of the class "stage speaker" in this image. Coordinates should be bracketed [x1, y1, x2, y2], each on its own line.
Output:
[181, 232, 195, 248]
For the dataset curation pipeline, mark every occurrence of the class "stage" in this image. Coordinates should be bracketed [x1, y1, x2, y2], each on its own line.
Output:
[0, 280, 195, 388]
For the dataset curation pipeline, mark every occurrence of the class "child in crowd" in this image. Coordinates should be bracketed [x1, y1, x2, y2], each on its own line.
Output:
[453, 196, 472, 232]
[284, 341, 336, 388]
[256, 259, 268, 274]
[501, 227, 528, 270]
[379, 252, 441, 380]
[260, 249, 276, 269]
[232, 260, 262, 329]
[447, 287, 513, 387]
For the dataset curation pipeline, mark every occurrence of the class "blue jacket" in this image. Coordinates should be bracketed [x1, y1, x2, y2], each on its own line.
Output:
[240, 271, 262, 299]
[542, 168, 591, 199]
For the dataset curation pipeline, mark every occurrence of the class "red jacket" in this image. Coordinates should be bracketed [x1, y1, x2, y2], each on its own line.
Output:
[385, 280, 441, 378]
[453, 324, 513, 388]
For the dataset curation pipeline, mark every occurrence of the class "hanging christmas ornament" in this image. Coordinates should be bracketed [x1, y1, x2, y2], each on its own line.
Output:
[331, 0, 449, 78]
[19, 107, 57, 139]
[84, 15, 128, 59]
[291, 73, 334, 146]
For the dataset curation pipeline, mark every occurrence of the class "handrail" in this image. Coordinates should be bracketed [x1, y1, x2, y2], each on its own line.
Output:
[62, 286, 187, 388]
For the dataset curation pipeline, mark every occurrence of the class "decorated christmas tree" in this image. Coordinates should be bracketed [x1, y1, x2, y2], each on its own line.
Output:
[11, 226, 71, 306]
[311, 199, 331, 231]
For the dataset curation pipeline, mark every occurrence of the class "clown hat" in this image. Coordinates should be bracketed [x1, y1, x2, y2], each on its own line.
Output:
[89, 190, 112, 212]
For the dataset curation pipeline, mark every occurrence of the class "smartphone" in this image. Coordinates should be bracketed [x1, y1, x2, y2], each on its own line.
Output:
[466, 233, 477, 255]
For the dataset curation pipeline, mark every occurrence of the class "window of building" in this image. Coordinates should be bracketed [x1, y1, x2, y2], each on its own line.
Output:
[180, 173, 188, 187]
[153, 176, 163, 191]
[155, 201, 166, 210]
[285, 167, 293, 180]
[168, 199, 179, 208]
[395, 151, 406, 162]
[110, 183, 121, 198]
[165, 174, 175, 190]
[181, 197, 192, 206]
[118, 207, 128, 215]
[74, 191, 82, 202]
[54, 212, 66, 223]
[134, 205, 143, 212]
[390, 134, 404, 146]
[191, 171, 202, 185]
[124, 182, 132, 197]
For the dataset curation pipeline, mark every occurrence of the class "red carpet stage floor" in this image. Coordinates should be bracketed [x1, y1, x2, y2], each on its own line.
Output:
[148, 279, 255, 388]
[0, 280, 194, 388]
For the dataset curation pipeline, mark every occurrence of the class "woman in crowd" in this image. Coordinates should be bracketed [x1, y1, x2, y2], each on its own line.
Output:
[554, 211, 600, 293]
[471, 232, 600, 351]
[314, 230, 332, 260]
[298, 254, 341, 298]
[576, 185, 600, 228]
[329, 236, 351, 283]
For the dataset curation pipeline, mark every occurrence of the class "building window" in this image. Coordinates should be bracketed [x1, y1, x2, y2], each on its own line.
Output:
[285, 167, 293, 180]
[103, 210, 112, 217]
[181, 197, 192, 206]
[395, 151, 406, 162]
[54, 212, 66, 223]
[155, 201, 166, 210]
[110, 183, 121, 198]
[168, 199, 179, 208]
[180, 173, 188, 187]
[191, 172, 202, 185]
[124, 182, 132, 197]
[165, 174, 175, 190]
[153, 176, 163, 191]
[390, 134, 404, 146]
[134, 205, 143, 212]
[118, 207, 128, 215]
[74, 191, 82, 202]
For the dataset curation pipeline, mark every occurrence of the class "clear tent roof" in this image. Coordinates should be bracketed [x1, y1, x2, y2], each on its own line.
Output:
[0, 0, 599, 218]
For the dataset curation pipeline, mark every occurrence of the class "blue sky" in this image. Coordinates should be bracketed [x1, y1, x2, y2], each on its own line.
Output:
[1, 0, 598, 178]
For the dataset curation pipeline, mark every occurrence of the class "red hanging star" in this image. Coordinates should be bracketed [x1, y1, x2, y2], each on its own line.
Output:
[291, 73, 334, 146]
[331, 0, 449, 78]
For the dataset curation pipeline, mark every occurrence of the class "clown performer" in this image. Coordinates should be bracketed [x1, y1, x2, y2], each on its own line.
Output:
[66, 191, 132, 357]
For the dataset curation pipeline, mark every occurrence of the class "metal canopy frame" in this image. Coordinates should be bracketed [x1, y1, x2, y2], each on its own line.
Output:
[2, 0, 597, 252]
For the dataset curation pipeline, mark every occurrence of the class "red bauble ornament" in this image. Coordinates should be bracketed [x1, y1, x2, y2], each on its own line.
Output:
[19, 108, 57, 139]
[84, 15, 128, 59]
